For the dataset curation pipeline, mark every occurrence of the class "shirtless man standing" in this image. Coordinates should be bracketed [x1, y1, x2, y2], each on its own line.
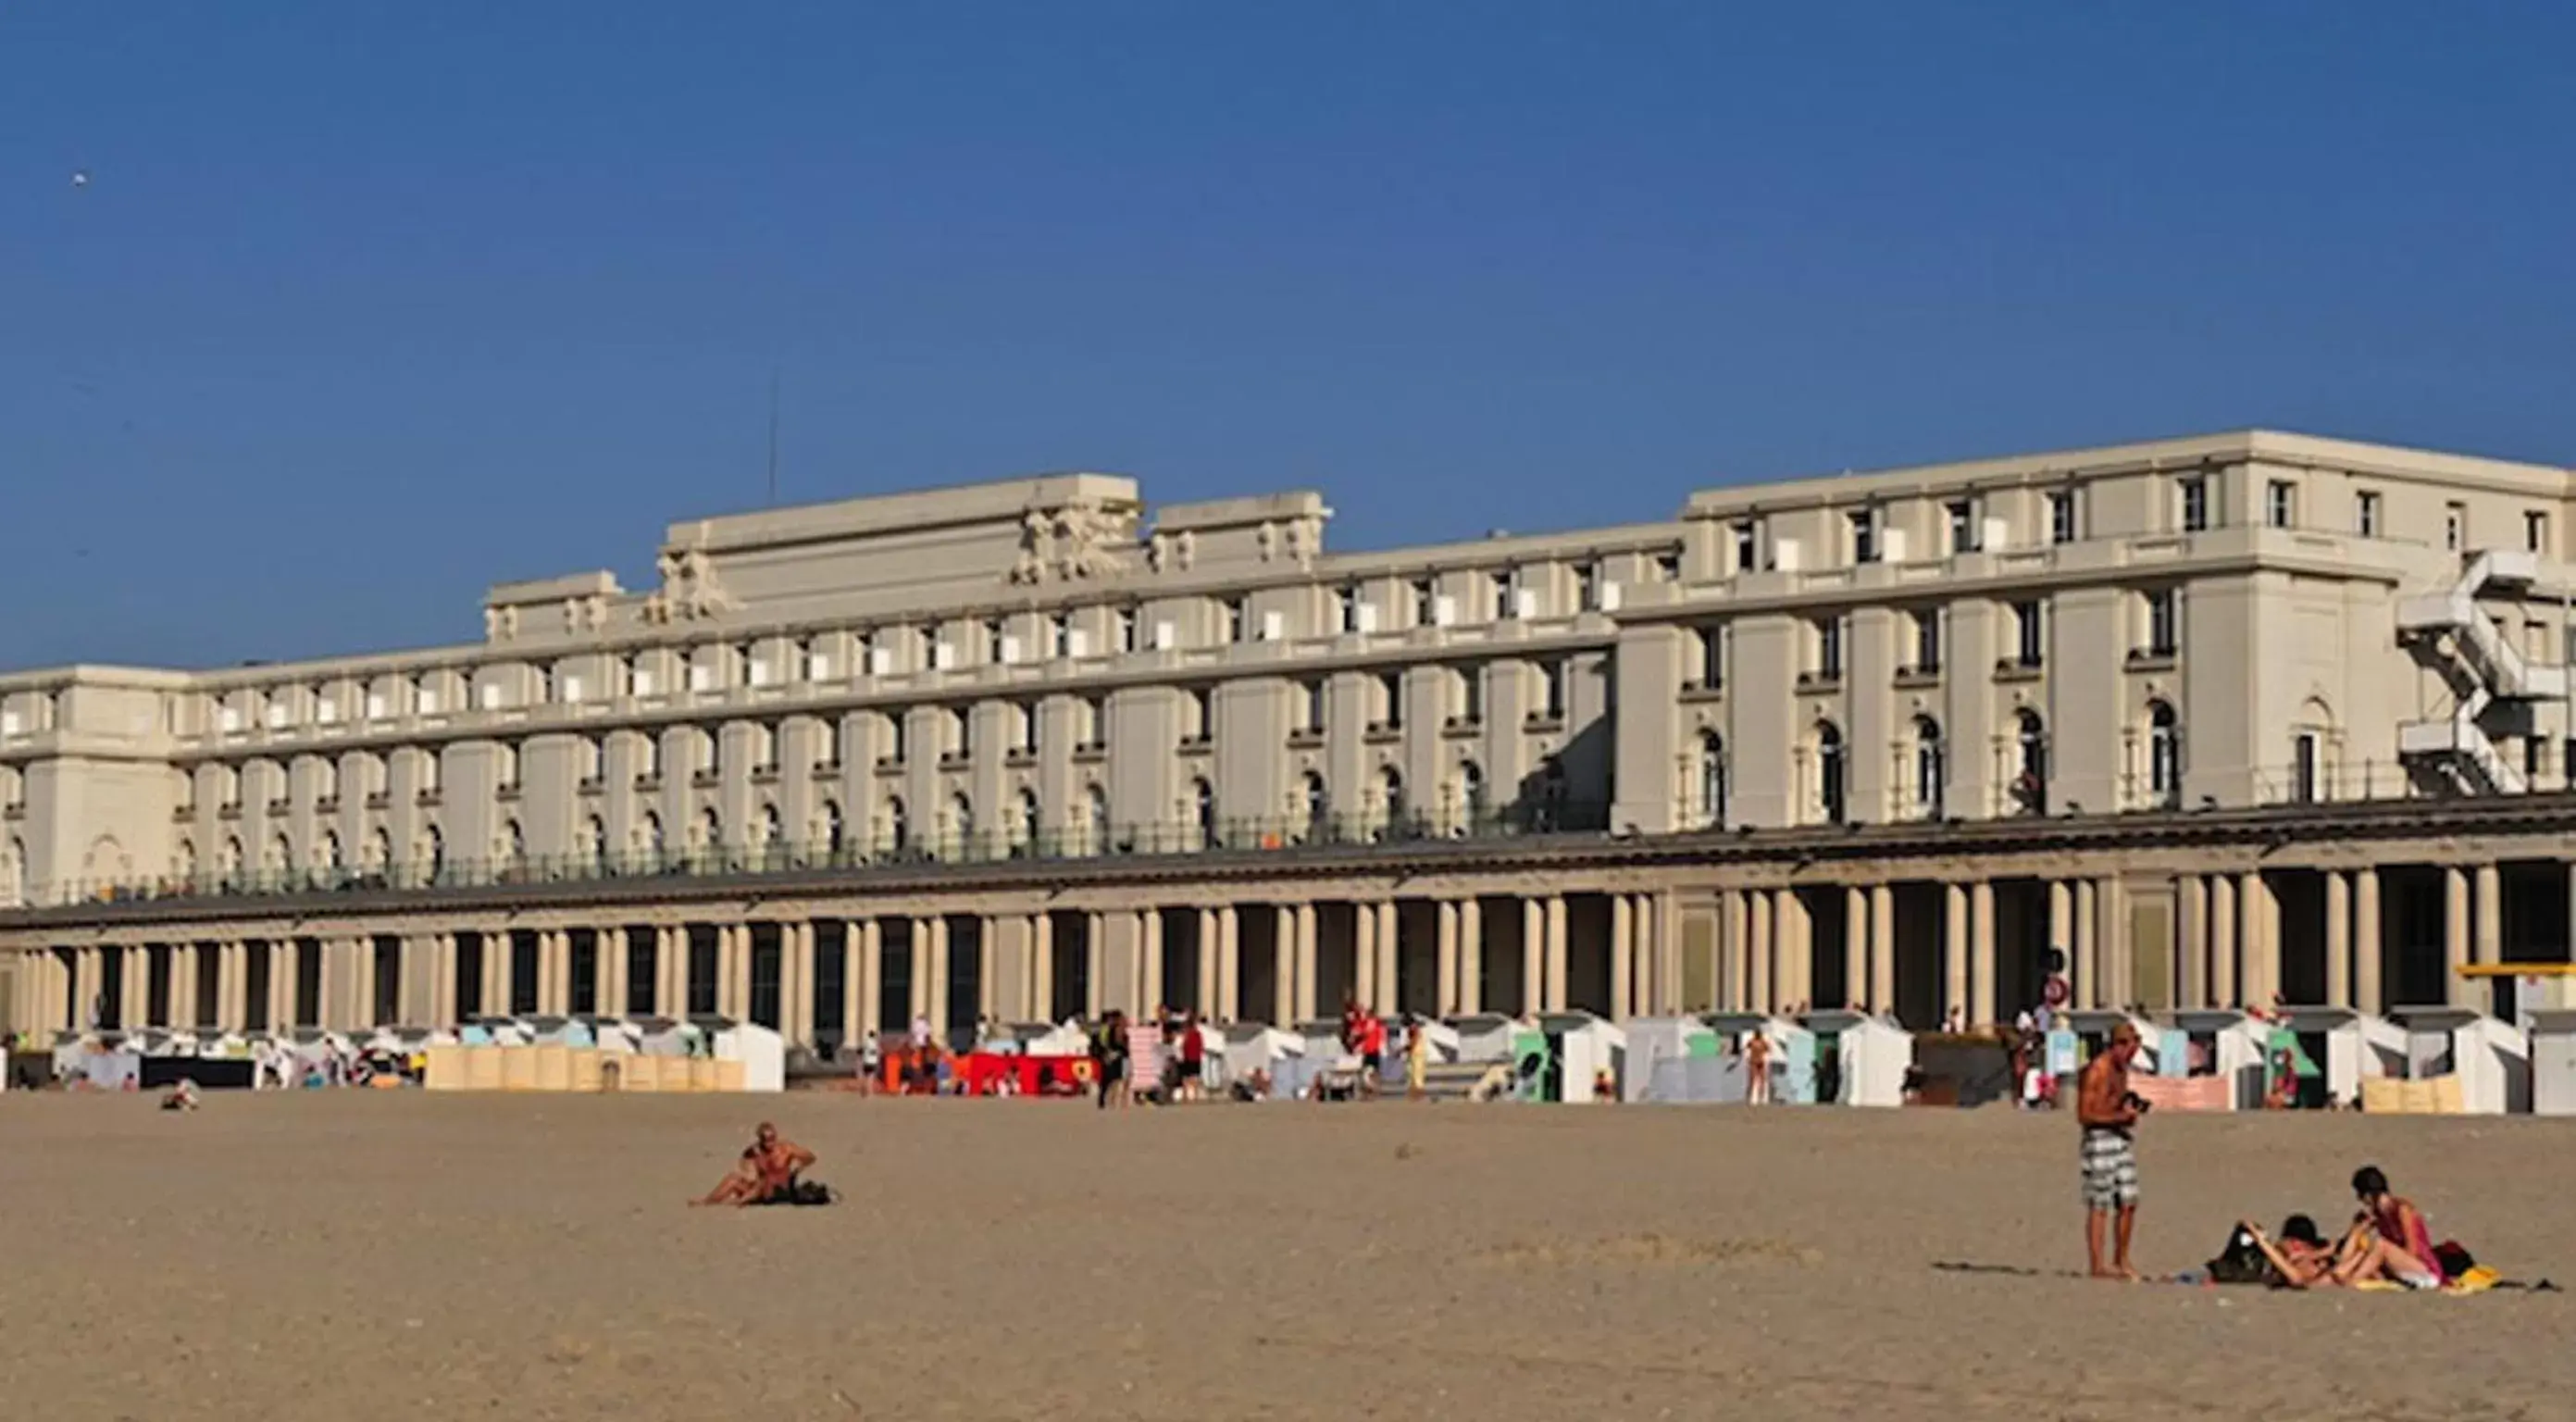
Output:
[2076, 1023, 2146, 1279]
[692, 1122, 816, 1206]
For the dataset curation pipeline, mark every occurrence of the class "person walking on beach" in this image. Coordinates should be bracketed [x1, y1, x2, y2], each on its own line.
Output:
[2077, 1022, 2146, 1279]
[1743, 1029, 1772, 1104]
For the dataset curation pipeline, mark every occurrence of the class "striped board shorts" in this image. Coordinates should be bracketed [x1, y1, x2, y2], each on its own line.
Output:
[2081, 1129, 2139, 1209]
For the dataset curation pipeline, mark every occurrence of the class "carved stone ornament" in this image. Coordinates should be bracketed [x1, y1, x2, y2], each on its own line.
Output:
[644, 547, 737, 620]
[1008, 500, 1136, 584]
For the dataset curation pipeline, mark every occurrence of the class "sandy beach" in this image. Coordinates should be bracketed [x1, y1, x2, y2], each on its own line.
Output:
[2, 1093, 2566, 1421]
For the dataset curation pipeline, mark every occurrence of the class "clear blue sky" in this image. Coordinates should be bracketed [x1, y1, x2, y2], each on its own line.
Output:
[6, 3, 2571, 670]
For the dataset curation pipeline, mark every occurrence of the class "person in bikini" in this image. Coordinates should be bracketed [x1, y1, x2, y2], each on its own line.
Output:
[691, 1122, 816, 1207]
[2238, 1214, 2340, 1289]
[2077, 1022, 2147, 1279]
[2332, 1165, 2445, 1289]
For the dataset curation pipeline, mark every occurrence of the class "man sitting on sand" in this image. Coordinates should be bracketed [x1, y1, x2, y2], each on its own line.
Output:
[691, 1122, 816, 1207]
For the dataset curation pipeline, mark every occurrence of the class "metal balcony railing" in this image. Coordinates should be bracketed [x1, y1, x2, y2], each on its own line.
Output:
[25, 802, 1613, 909]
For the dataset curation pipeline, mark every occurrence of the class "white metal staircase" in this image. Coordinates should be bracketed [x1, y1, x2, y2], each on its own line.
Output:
[2396, 550, 2567, 793]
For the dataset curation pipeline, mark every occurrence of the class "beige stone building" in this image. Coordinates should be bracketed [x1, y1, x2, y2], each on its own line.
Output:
[6, 429, 2574, 1049]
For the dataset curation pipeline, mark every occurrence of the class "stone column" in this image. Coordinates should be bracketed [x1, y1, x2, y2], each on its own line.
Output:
[2471, 863, 2501, 1004]
[1196, 907, 1219, 1017]
[1633, 894, 1658, 1015]
[1720, 890, 1747, 1011]
[1272, 904, 1296, 1026]
[2047, 881, 2072, 983]
[1969, 881, 1996, 1028]
[71, 947, 101, 1029]
[1216, 905, 1239, 1021]
[1843, 887, 1868, 1011]
[2176, 877, 2206, 1009]
[1544, 894, 1569, 1013]
[479, 933, 506, 1017]
[426, 935, 452, 1027]
[794, 921, 819, 1042]
[1086, 912, 1106, 1017]
[978, 916, 1001, 1026]
[602, 928, 628, 1017]
[2239, 872, 2273, 1007]
[2072, 879, 2098, 1011]
[1351, 903, 1377, 1012]
[1773, 890, 1807, 1010]
[1868, 883, 1896, 1014]
[1294, 902, 1319, 1021]
[1458, 898, 1484, 1015]
[907, 918, 932, 1020]
[1749, 889, 1774, 1013]
[1520, 898, 1545, 1016]
[2355, 867, 2383, 1015]
[1137, 908, 1161, 1014]
[2210, 874, 2238, 1007]
[859, 919, 884, 1037]
[2325, 870, 2353, 1009]
[1375, 901, 1400, 1013]
[842, 922, 865, 1042]
[1609, 894, 1634, 1019]
[653, 927, 679, 1017]
[1941, 884, 1968, 1026]
[736, 924, 760, 1021]
[927, 917, 952, 1027]
[167, 944, 194, 1030]
[1435, 901, 1461, 1017]
[2444, 866, 2471, 1008]
[1031, 914, 1055, 1022]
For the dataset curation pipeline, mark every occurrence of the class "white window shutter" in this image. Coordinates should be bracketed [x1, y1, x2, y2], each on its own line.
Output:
[365, 692, 387, 721]
[806, 655, 830, 681]
[479, 682, 504, 710]
[1355, 604, 1379, 633]
[266, 701, 289, 729]
[1512, 589, 1538, 620]
[689, 664, 714, 692]
[1982, 517, 2010, 552]
[749, 660, 773, 688]
[1152, 620, 1176, 650]
[317, 700, 339, 724]
[1433, 595, 1456, 627]
[933, 642, 956, 670]
[417, 690, 441, 716]
[1881, 528, 1910, 563]
[866, 647, 892, 677]
[1066, 629, 1091, 659]
[632, 669, 656, 698]
[1000, 635, 1023, 665]
[561, 675, 584, 704]
[1598, 582, 1623, 612]
[1260, 610, 1285, 642]
[1772, 538, 1803, 571]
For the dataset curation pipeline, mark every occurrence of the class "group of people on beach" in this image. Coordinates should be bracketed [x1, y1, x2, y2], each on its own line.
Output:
[1085, 1004, 1211, 1108]
[2077, 1022, 2468, 1288]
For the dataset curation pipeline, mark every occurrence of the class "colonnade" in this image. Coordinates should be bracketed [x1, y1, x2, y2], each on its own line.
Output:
[5, 856, 2550, 1042]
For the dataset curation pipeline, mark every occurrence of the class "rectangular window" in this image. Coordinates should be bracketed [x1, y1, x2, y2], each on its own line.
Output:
[1228, 597, 1251, 643]
[1575, 562, 1600, 611]
[887, 714, 908, 765]
[2356, 491, 2380, 538]
[2445, 503, 2467, 552]
[1377, 673, 1403, 731]
[1911, 609, 1941, 672]
[2266, 480, 2295, 530]
[1815, 618, 1843, 680]
[1693, 626, 1723, 689]
[2527, 510, 2550, 555]
[2013, 600, 2044, 667]
[1014, 703, 1038, 755]
[1733, 521, 1759, 573]
[2048, 490, 2078, 544]
[1457, 666, 1483, 724]
[1539, 661, 1568, 721]
[1409, 578, 1436, 628]
[1654, 551, 1681, 582]
[1492, 569, 1516, 621]
[1848, 508, 1878, 565]
[2145, 589, 2179, 655]
[1117, 606, 1139, 654]
[1336, 587, 1358, 635]
[983, 617, 1007, 662]
[2180, 477, 2209, 533]
[1051, 613, 1073, 658]
[1184, 688, 1213, 744]
[1299, 679, 1325, 733]
[1947, 500, 1978, 554]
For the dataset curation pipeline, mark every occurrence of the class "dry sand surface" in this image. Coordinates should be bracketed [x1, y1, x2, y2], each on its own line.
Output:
[4, 1093, 2570, 1421]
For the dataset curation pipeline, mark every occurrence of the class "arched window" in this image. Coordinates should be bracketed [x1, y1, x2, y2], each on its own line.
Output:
[1302, 772, 1329, 830]
[1014, 788, 1039, 854]
[1698, 732, 1727, 827]
[2147, 701, 2183, 807]
[317, 758, 340, 805]
[884, 796, 910, 854]
[321, 830, 344, 871]
[1458, 761, 1487, 830]
[821, 800, 845, 855]
[504, 819, 526, 863]
[759, 802, 782, 847]
[1913, 717, 1946, 819]
[951, 793, 975, 856]
[1380, 767, 1407, 834]
[640, 811, 665, 857]
[367, 828, 390, 872]
[2014, 709, 2048, 814]
[1083, 783, 1109, 853]
[700, 807, 722, 852]
[1814, 721, 1846, 825]
[4, 837, 25, 905]
[173, 837, 196, 883]
[422, 825, 443, 880]
[268, 833, 292, 874]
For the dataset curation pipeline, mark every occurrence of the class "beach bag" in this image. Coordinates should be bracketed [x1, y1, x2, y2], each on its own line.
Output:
[2207, 1225, 2270, 1285]
[2434, 1241, 2475, 1279]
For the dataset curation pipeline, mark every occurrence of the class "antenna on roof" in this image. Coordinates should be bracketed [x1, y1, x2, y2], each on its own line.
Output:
[764, 368, 781, 505]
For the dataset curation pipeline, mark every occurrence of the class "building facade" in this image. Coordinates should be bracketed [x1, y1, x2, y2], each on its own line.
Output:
[6, 430, 2575, 1048]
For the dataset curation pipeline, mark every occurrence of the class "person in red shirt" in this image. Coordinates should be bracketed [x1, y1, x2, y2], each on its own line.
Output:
[1359, 1012, 1388, 1096]
[1177, 1010, 1207, 1102]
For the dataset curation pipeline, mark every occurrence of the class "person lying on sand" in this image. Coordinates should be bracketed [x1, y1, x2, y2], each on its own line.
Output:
[691, 1123, 816, 1207]
[2238, 1215, 2338, 1289]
